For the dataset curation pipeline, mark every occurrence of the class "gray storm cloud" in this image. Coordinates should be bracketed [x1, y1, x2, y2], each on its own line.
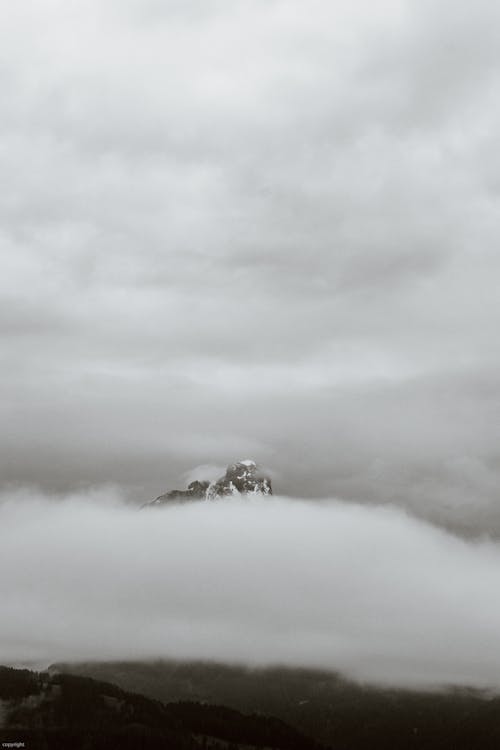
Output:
[2, 491, 500, 689]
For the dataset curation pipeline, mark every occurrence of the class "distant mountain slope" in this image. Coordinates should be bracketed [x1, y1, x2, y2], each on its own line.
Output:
[54, 660, 500, 750]
[0, 665, 324, 750]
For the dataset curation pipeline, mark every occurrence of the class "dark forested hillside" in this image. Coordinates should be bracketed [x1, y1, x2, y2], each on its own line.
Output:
[54, 660, 500, 750]
[0, 665, 324, 750]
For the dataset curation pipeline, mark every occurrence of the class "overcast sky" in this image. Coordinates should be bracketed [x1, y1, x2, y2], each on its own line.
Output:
[1, 0, 499, 534]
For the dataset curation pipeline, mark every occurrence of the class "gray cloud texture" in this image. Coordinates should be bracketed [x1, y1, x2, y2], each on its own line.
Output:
[3, 493, 500, 689]
[1, 1, 499, 534]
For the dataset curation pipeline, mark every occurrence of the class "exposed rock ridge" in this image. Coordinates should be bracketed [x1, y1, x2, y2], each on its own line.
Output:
[207, 460, 272, 499]
[145, 459, 272, 508]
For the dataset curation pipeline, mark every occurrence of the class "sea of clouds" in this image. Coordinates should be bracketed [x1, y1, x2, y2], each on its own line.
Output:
[2, 489, 500, 690]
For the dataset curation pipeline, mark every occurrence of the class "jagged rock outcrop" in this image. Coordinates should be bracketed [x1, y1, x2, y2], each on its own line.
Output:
[144, 460, 272, 508]
[206, 460, 272, 499]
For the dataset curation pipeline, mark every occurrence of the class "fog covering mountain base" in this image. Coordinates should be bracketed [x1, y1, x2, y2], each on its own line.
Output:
[3, 489, 500, 688]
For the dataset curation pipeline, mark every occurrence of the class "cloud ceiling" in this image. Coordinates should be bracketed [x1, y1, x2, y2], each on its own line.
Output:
[0, 0, 499, 535]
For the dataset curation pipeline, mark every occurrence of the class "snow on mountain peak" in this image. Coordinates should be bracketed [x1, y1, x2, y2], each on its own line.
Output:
[144, 460, 272, 508]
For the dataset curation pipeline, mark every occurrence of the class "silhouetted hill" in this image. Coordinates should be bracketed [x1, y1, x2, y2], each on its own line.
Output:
[53, 660, 500, 749]
[0, 665, 324, 750]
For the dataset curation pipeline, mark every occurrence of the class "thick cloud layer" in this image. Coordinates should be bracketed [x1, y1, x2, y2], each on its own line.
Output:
[3, 492, 500, 689]
[1, 1, 500, 534]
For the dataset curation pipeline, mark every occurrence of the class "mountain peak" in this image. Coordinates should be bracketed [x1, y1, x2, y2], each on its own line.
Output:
[207, 459, 272, 500]
[145, 460, 272, 508]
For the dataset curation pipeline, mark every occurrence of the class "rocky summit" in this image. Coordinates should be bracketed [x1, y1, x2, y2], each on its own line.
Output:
[145, 460, 272, 508]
